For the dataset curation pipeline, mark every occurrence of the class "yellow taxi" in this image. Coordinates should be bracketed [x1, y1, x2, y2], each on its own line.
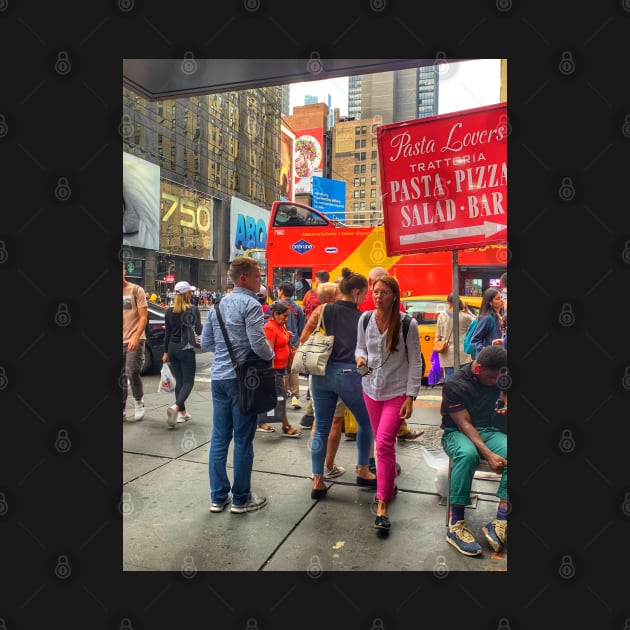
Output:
[401, 295, 483, 380]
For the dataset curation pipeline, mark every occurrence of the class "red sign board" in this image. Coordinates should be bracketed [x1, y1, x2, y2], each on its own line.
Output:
[377, 103, 507, 255]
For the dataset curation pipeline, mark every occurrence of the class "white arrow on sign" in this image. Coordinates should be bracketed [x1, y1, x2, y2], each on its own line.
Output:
[399, 221, 506, 245]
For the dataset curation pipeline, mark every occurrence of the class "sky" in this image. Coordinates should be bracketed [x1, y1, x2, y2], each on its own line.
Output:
[289, 59, 502, 118]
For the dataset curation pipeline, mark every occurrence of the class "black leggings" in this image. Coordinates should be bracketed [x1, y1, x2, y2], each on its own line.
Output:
[167, 342, 196, 412]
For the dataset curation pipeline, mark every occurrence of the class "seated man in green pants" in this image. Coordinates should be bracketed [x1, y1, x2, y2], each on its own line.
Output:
[440, 345, 508, 556]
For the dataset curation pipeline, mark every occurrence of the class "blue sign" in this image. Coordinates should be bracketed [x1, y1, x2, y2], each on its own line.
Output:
[290, 239, 314, 254]
[234, 213, 267, 250]
[312, 176, 346, 222]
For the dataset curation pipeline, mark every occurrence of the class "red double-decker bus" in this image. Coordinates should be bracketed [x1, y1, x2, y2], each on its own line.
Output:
[251, 201, 506, 301]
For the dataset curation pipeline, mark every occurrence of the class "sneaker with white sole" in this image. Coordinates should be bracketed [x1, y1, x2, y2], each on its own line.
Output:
[210, 493, 233, 513]
[481, 519, 507, 552]
[446, 520, 482, 556]
[134, 400, 145, 421]
[291, 397, 302, 409]
[166, 405, 178, 428]
[324, 464, 346, 479]
[230, 494, 267, 514]
[176, 411, 192, 423]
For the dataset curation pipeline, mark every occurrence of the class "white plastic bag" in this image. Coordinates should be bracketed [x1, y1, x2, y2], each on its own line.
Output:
[158, 362, 176, 393]
[420, 447, 450, 498]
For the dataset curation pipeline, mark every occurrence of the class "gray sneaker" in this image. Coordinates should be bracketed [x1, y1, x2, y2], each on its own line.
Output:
[324, 464, 346, 479]
[230, 494, 267, 514]
[210, 493, 233, 513]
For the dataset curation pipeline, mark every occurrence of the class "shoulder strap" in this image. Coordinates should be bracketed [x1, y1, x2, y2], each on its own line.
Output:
[214, 303, 238, 369]
[316, 303, 327, 334]
[402, 314, 411, 360]
[362, 310, 374, 331]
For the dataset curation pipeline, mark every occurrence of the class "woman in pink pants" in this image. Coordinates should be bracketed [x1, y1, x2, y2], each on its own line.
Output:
[355, 275, 423, 531]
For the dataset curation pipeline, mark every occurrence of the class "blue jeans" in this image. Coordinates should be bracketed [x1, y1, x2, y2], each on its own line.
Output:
[209, 378, 258, 505]
[167, 342, 196, 412]
[310, 360, 373, 476]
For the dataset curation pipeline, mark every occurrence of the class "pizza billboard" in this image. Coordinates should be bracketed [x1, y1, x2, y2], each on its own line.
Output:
[377, 103, 507, 255]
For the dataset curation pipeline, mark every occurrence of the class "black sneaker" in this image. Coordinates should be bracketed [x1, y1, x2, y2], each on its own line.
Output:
[368, 461, 401, 476]
[300, 414, 314, 428]
[374, 514, 391, 530]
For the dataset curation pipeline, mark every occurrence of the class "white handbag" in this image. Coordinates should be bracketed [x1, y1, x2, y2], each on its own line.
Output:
[290, 304, 334, 376]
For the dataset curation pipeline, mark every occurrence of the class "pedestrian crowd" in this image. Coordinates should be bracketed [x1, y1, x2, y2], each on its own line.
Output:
[123, 257, 508, 556]
[145, 286, 226, 308]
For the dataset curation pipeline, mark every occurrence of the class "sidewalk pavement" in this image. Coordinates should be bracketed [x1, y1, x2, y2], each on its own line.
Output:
[123, 377, 507, 572]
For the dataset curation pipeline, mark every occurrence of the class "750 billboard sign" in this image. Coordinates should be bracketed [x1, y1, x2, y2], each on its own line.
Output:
[377, 103, 507, 255]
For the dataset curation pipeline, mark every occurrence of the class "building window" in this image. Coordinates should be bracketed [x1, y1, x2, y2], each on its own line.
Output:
[355, 127, 361, 135]
[360, 190, 366, 198]
[371, 124, 378, 133]
[361, 164, 366, 174]
[370, 189, 376, 198]
[371, 163, 377, 173]
[354, 165, 360, 174]
[360, 177, 366, 185]
[354, 178, 360, 186]
[371, 176, 376, 185]
[361, 126, 367, 134]
[354, 190, 360, 199]
[371, 151, 377, 160]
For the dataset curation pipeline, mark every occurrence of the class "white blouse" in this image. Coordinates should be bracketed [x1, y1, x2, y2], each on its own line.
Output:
[355, 311, 423, 401]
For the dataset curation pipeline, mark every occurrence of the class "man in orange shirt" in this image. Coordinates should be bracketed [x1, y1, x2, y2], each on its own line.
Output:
[122, 263, 148, 422]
